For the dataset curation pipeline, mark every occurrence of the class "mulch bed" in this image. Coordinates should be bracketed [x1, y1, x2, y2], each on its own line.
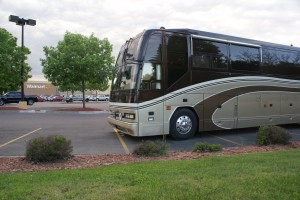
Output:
[1, 141, 299, 173]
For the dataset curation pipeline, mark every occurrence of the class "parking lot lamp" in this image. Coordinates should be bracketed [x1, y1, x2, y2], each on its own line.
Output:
[8, 15, 36, 101]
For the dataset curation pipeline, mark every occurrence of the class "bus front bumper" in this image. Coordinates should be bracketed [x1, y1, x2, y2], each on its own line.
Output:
[108, 116, 139, 137]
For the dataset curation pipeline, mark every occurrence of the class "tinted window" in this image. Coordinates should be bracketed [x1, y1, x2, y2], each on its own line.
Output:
[140, 63, 162, 90]
[263, 49, 300, 65]
[167, 35, 188, 87]
[7, 92, 20, 97]
[144, 34, 162, 62]
[126, 36, 142, 60]
[193, 39, 228, 69]
[262, 48, 280, 66]
[262, 48, 300, 75]
[115, 43, 126, 67]
[140, 33, 163, 91]
[230, 45, 260, 71]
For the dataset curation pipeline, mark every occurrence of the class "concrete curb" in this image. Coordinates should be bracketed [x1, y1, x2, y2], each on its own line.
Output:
[1, 110, 109, 114]
[19, 110, 47, 113]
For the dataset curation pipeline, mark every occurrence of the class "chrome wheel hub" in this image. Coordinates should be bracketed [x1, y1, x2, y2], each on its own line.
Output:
[176, 115, 192, 134]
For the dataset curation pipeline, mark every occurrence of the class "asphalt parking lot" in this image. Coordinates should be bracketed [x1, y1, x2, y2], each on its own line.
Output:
[1, 101, 300, 156]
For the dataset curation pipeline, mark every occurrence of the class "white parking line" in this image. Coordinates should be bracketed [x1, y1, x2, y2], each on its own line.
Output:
[207, 133, 243, 146]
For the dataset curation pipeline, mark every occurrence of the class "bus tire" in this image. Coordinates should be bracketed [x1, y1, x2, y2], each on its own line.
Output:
[170, 108, 197, 140]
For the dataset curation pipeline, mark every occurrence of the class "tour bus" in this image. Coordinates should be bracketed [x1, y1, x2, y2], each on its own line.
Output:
[108, 27, 300, 139]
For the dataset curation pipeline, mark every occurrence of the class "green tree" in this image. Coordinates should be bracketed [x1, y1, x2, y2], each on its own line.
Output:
[41, 32, 114, 108]
[0, 28, 32, 94]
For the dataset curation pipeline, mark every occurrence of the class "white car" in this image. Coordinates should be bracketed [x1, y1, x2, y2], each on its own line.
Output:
[87, 95, 97, 101]
[97, 94, 109, 101]
[65, 94, 89, 103]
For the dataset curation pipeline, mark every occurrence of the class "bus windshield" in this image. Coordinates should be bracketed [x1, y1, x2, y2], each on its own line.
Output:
[112, 35, 142, 91]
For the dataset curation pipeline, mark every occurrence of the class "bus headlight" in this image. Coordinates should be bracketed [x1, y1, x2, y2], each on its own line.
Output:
[124, 113, 135, 120]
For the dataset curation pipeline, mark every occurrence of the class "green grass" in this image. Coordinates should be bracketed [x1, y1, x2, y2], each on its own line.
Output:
[1, 149, 300, 200]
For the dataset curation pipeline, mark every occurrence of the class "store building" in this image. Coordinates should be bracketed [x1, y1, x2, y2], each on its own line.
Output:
[24, 81, 59, 96]
[24, 80, 111, 96]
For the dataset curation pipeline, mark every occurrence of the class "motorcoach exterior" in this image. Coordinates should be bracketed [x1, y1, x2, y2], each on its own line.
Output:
[108, 28, 300, 139]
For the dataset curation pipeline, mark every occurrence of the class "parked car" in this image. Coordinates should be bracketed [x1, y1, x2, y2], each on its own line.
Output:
[36, 95, 46, 102]
[87, 95, 97, 101]
[97, 94, 110, 101]
[40, 95, 49, 101]
[45, 95, 54, 101]
[50, 95, 64, 102]
[65, 94, 89, 103]
[0, 91, 38, 106]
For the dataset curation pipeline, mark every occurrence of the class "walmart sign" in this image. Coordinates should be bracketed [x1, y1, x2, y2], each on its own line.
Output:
[26, 84, 46, 89]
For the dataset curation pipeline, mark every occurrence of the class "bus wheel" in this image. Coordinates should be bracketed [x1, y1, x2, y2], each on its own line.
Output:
[170, 108, 197, 140]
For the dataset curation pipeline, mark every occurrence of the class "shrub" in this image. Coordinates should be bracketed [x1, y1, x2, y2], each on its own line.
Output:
[193, 142, 208, 152]
[207, 144, 223, 152]
[193, 142, 222, 153]
[133, 140, 168, 157]
[26, 135, 73, 162]
[256, 125, 291, 146]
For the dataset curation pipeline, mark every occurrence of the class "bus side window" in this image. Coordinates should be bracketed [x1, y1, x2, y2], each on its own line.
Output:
[140, 63, 161, 90]
[143, 34, 162, 62]
[192, 39, 228, 69]
[140, 33, 162, 90]
[262, 48, 300, 76]
[230, 45, 260, 71]
[167, 35, 188, 87]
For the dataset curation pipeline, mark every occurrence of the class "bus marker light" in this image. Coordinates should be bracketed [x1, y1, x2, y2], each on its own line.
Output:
[148, 117, 154, 121]
[166, 106, 171, 110]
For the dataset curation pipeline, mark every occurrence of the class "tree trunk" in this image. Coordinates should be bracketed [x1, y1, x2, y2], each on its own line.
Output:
[82, 80, 85, 109]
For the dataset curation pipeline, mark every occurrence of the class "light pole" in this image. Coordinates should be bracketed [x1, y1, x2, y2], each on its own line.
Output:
[8, 15, 36, 101]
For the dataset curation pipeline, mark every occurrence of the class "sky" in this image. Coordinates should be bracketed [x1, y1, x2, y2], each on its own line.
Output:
[1, 0, 300, 81]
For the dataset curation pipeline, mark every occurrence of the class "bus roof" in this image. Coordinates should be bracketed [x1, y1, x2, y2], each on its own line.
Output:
[147, 28, 300, 51]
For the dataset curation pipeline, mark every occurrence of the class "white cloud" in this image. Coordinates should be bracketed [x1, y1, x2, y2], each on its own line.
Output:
[1, 0, 300, 80]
